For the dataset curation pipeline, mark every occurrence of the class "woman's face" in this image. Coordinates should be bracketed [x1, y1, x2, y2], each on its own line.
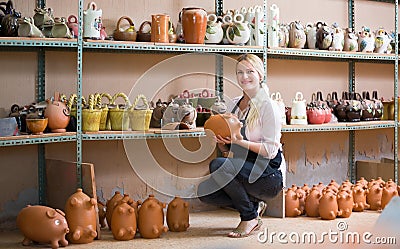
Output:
[236, 60, 261, 96]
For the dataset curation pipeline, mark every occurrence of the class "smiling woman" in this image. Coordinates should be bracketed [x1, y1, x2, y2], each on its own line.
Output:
[197, 54, 285, 238]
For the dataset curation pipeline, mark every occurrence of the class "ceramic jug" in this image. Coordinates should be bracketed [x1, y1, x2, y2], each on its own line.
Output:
[358, 26, 375, 52]
[181, 7, 208, 44]
[151, 14, 169, 43]
[83, 1, 102, 39]
[245, 6, 255, 46]
[52, 17, 73, 38]
[111, 197, 137, 241]
[137, 195, 168, 239]
[17, 17, 44, 38]
[67, 15, 79, 38]
[267, 4, 279, 47]
[221, 14, 232, 44]
[226, 13, 250, 45]
[374, 27, 392, 54]
[343, 28, 358, 52]
[316, 22, 332, 50]
[371, 91, 383, 120]
[278, 23, 289, 48]
[306, 22, 318, 49]
[361, 91, 375, 121]
[270, 92, 286, 125]
[290, 92, 307, 125]
[204, 14, 223, 44]
[105, 191, 124, 230]
[329, 23, 344, 51]
[33, 7, 54, 30]
[288, 21, 306, 49]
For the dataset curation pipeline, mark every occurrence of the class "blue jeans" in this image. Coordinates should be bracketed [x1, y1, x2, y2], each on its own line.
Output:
[197, 157, 283, 221]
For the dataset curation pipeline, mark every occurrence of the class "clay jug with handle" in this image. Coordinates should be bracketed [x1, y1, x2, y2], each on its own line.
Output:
[151, 14, 169, 43]
[181, 7, 208, 44]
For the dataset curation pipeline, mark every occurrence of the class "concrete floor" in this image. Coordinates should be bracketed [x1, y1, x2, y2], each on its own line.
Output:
[0, 208, 397, 249]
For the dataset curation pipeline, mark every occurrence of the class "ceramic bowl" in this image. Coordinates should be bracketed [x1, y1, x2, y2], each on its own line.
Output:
[26, 118, 48, 135]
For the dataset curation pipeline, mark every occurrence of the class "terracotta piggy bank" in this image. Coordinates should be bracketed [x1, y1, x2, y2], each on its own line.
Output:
[381, 184, 399, 210]
[106, 191, 124, 230]
[305, 187, 321, 217]
[65, 188, 97, 244]
[319, 190, 338, 220]
[204, 113, 243, 139]
[138, 195, 168, 239]
[111, 198, 137, 240]
[352, 183, 369, 212]
[337, 189, 354, 218]
[17, 205, 69, 249]
[366, 183, 383, 211]
[285, 188, 302, 217]
[294, 187, 306, 215]
[167, 196, 190, 232]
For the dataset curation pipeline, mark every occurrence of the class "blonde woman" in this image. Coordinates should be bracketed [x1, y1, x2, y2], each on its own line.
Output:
[198, 54, 284, 238]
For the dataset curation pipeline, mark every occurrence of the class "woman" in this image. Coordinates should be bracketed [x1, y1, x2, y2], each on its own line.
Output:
[198, 54, 284, 238]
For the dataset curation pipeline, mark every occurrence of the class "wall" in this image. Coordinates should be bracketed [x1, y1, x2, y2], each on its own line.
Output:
[0, 0, 398, 230]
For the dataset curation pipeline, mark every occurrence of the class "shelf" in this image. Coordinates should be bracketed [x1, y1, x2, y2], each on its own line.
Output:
[282, 120, 396, 132]
[82, 128, 206, 140]
[0, 37, 78, 48]
[83, 40, 264, 54]
[268, 48, 397, 62]
[0, 132, 76, 147]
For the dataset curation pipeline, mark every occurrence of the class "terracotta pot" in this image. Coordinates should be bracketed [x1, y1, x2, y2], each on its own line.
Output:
[181, 7, 207, 44]
[167, 196, 190, 232]
[203, 113, 242, 138]
[111, 197, 137, 241]
[44, 99, 70, 133]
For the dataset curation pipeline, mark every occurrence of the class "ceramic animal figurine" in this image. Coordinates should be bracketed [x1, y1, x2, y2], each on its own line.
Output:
[138, 195, 168, 239]
[352, 183, 369, 212]
[318, 190, 338, 220]
[288, 21, 306, 48]
[278, 23, 289, 48]
[97, 199, 107, 228]
[367, 183, 383, 211]
[17, 205, 69, 249]
[381, 182, 399, 210]
[204, 14, 223, 44]
[358, 26, 375, 53]
[329, 23, 344, 51]
[374, 27, 392, 54]
[167, 196, 190, 232]
[305, 187, 321, 217]
[316, 22, 332, 50]
[295, 186, 307, 215]
[343, 28, 358, 52]
[106, 191, 124, 231]
[203, 113, 243, 139]
[65, 188, 97, 244]
[226, 13, 250, 45]
[285, 187, 302, 217]
[111, 197, 137, 241]
[337, 189, 354, 218]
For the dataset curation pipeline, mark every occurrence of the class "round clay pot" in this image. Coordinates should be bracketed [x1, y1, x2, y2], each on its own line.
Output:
[44, 100, 70, 133]
[203, 113, 242, 138]
[26, 118, 48, 135]
[181, 7, 208, 44]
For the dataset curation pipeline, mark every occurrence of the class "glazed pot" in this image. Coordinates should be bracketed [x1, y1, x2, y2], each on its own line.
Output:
[181, 7, 208, 44]
[371, 91, 383, 120]
[204, 14, 223, 44]
[44, 99, 70, 133]
[316, 22, 332, 50]
[26, 118, 48, 135]
[288, 21, 306, 49]
[151, 14, 169, 43]
[226, 14, 250, 45]
[343, 28, 358, 52]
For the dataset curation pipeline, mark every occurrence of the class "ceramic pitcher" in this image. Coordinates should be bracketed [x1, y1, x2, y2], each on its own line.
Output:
[181, 7, 208, 44]
[226, 13, 250, 45]
[267, 4, 279, 47]
[290, 92, 307, 125]
[83, 1, 102, 39]
[204, 14, 223, 44]
[151, 14, 169, 43]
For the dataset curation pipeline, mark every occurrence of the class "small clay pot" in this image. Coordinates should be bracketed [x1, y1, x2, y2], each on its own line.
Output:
[26, 118, 48, 135]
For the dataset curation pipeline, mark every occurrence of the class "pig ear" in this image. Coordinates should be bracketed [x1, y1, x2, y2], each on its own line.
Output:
[70, 197, 81, 206]
[46, 209, 57, 219]
[55, 209, 66, 217]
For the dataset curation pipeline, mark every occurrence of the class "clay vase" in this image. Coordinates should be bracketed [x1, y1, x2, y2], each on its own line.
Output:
[17, 205, 69, 249]
[181, 7, 208, 44]
[44, 99, 70, 133]
[304, 187, 321, 217]
[318, 190, 338, 220]
[337, 189, 354, 218]
[151, 14, 169, 43]
[166, 196, 190, 232]
[352, 183, 369, 212]
[106, 191, 124, 230]
[285, 188, 302, 217]
[111, 198, 137, 241]
[97, 199, 107, 228]
[203, 113, 242, 138]
[65, 188, 97, 244]
[138, 195, 168, 239]
[367, 183, 383, 211]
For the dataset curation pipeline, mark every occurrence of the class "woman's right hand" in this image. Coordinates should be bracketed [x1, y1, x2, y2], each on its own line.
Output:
[216, 135, 232, 144]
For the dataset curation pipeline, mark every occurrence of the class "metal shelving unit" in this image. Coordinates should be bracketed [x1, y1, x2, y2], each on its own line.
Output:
[0, 0, 398, 204]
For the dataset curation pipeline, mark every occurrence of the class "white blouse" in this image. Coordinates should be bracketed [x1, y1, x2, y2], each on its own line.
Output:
[227, 95, 282, 160]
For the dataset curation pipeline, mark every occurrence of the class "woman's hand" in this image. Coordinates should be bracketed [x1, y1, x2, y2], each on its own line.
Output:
[216, 133, 244, 145]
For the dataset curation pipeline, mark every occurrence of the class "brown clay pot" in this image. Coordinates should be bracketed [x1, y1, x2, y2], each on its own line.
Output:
[181, 7, 207, 44]
[65, 188, 97, 244]
[17, 205, 69, 249]
[166, 196, 190, 232]
[137, 195, 168, 239]
[44, 99, 70, 133]
[203, 113, 242, 138]
[136, 21, 151, 42]
[106, 191, 124, 230]
[381, 184, 398, 210]
[97, 199, 107, 228]
[111, 198, 137, 241]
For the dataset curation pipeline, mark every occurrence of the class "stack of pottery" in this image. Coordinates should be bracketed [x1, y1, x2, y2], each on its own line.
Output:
[181, 7, 208, 44]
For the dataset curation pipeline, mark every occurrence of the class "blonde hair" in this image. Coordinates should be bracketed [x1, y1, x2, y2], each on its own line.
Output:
[236, 54, 269, 129]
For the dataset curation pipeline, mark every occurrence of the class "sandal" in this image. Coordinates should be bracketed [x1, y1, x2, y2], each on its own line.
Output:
[258, 201, 268, 218]
[228, 218, 263, 238]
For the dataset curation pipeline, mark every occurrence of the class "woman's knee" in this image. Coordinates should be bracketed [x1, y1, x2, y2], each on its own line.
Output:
[209, 157, 228, 173]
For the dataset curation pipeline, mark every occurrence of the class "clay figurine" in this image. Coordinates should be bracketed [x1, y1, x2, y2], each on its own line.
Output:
[318, 190, 338, 220]
[381, 181, 398, 210]
[285, 188, 302, 217]
[106, 191, 124, 230]
[366, 183, 383, 211]
[203, 113, 243, 139]
[304, 187, 321, 217]
[111, 197, 137, 240]
[65, 188, 97, 244]
[352, 183, 369, 212]
[97, 199, 107, 228]
[16, 205, 69, 249]
[138, 195, 168, 239]
[167, 196, 190, 232]
[337, 189, 354, 218]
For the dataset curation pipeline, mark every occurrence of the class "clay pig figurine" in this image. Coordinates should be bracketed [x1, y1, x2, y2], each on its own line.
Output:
[352, 183, 369, 212]
[319, 190, 338, 220]
[204, 113, 243, 139]
[305, 186, 321, 217]
[337, 189, 354, 218]
[17, 205, 69, 249]
[167, 196, 190, 232]
[138, 194, 168, 239]
[111, 197, 137, 240]
[285, 187, 302, 217]
[65, 188, 97, 244]
[106, 191, 124, 230]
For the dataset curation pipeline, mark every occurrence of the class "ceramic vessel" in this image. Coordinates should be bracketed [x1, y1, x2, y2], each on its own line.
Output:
[337, 189, 354, 218]
[44, 98, 70, 133]
[318, 190, 338, 220]
[288, 21, 306, 49]
[371, 91, 383, 120]
[204, 14, 223, 44]
[361, 91, 375, 121]
[17, 205, 69, 249]
[294, 187, 307, 215]
[306, 22, 318, 49]
[181, 7, 208, 44]
[285, 188, 302, 217]
[33, 7, 54, 30]
[304, 187, 321, 217]
[136, 21, 151, 42]
[366, 183, 383, 211]
[352, 183, 369, 212]
[267, 4, 279, 47]
[329, 23, 344, 51]
[52, 17, 73, 38]
[203, 113, 242, 138]
[114, 16, 137, 41]
[374, 27, 392, 54]
[151, 14, 169, 43]
[290, 92, 307, 125]
[17, 17, 44, 38]
[138, 195, 168, 239]
[358, 26, 375, 53]
[83, 1, 103, 39]
[225, 14, 250, 45]
[67, 15, 79, 38]
[26, 118, 48, 135]
[381, 183, 398, 210]
[97, 199, 107, 228]
[150, 99, 167, 128]
[0, 0, 20, 37]
[278, 23, 289, 48]
[65, 188, 97, 244]
[166, 196, 190, 232]
[111, 197, 137, 241]
[343, 28, 358, 52]
[316, 22, 332, 50]
[106, 191, 124, 230]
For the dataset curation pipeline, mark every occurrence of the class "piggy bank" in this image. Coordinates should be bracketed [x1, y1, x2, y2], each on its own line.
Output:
[352, 183, 369, 212]
[65, 188, 97, 244]
[203, 113, 242, 138]
[381, 184, 398, 210]
[318, 190, 338, 220]
[17, 205, 69, 249]
[337, 189, 354, 218]
[304, 187, 321, 217]
[138, 195, 168, 239]
[166, 196, 190, 232]
[106, 191, 124, 230]
[285, 187, 302, 217]
[111, 198, 137, 240]
[366, 183, 383, 211]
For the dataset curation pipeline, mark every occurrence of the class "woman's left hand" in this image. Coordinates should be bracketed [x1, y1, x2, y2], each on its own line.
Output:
[216, 133, 243, 145]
